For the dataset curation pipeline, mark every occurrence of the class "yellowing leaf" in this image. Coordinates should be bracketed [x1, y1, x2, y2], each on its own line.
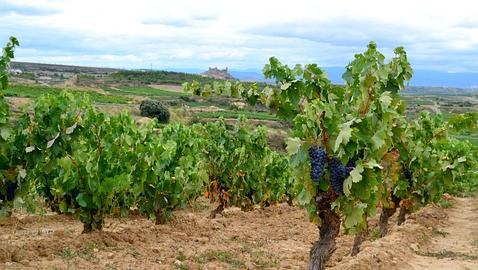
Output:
[286, 137, 302, 156]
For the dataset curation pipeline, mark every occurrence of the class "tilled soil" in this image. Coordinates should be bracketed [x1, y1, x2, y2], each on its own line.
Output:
[0, 197, 474, 270]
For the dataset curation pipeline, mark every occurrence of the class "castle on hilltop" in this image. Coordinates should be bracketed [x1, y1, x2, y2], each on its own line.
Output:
[202, 67, 236, 80]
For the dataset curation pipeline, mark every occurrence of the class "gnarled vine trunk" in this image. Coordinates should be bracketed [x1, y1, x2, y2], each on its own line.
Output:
[397, 207, 408, 225]
[209, 203, 224, 218]
[308, 192, 341, 270]
[155, 208, 165, 225]
[351, 226, 368, 256]
[379, 207, 397, 237]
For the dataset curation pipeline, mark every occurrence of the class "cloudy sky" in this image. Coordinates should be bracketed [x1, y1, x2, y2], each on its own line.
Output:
[1, 0, 478, 74]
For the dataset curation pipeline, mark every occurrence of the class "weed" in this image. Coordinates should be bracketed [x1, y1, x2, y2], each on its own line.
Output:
[77, 242, 97, 261]
[176, 251, 187, 261]
[432, 228, 449, 237]
[195, 250, 244, 268]
[417, 250, 478, 260]
[438, 199, 454, 208]
[251, 250, 278, 269]
[60, 246, 75, 260]
[173, 262, 190, 270]
[370, 228, 381, 241]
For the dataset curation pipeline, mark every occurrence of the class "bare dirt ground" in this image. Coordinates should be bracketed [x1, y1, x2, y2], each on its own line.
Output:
[399, 197, 478, 270]
[6, 97, 31, 113]
[0, 196, 476, 270]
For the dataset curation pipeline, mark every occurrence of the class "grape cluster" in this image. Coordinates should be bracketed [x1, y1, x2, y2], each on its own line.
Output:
[404, 168, 413, 184]
[309, 145, 327, 182]
[246, 189, 254, 200]
[346, 149, 364, 167]
[5, 181, 17, 201]
[329, 157, 354, 194]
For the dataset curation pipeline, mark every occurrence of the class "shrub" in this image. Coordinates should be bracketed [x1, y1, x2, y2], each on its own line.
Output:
[140, 99, 170, 123]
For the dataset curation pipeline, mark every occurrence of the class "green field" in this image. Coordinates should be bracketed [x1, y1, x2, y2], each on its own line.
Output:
[6, 84, 131, 104]
[104, 86, 188, 98]
[193, 110, 279, 121]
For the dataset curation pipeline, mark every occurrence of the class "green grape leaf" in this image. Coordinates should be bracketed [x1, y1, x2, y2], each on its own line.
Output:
[343, 164, 364, 196]
[344, 203, 366, 229]
[371, 130, 386, 150]
[76, 193, 89, 208]
[334, 119, 354, 152]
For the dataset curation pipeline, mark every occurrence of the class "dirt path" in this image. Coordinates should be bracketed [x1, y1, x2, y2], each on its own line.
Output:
[403, 197, 478, 270]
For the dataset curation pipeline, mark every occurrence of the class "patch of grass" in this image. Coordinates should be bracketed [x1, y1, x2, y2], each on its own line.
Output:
[6, 84, 62, 97]
[60, 243, 98, 262]
[251, 250, 278, 269]
[432, 228, 449, 237]
[419, 233, 431, 244]
[105, 264, 118, 270]
[176, 251, 187, 261]
[173, 262, 190, 270]
[195, 250, 244, 268]
[438, 199, 454, 208]
[370, 228, 381, 241]
[77, 242, 97, 261]
[105, 86, 187, 98]
[60, 246, 75, 260]
[417, 250, 478, 260]
[130, 248, 142, 258]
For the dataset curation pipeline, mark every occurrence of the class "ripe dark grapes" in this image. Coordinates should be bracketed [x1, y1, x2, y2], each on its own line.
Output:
[5, 181, 17, 201]
[404, 169, 413, 184]
[347, 149, 364, 167]
[329, 157, 353, 195]
[309, 145, 327, 182]
[246, 189, 254, 200]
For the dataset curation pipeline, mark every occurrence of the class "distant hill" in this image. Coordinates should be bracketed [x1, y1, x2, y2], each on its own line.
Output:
[10, 61, 478, 90]
[405, 86, 478, 95]
[229, 68, 478, 89]
[11, 61, 120, 75]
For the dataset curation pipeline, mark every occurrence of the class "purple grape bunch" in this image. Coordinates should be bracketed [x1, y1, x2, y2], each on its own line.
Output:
[328, 157, 354, 194]
[309, 145, 327, 182]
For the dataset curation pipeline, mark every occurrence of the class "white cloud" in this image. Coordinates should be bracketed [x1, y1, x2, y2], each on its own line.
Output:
[1, 0, 478, 72]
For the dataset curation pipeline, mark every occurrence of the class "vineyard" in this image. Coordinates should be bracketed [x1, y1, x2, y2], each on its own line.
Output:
[1, 37, 478, 270]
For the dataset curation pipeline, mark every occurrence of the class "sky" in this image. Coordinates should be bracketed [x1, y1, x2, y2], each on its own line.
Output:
[1, 0, 478, 78]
